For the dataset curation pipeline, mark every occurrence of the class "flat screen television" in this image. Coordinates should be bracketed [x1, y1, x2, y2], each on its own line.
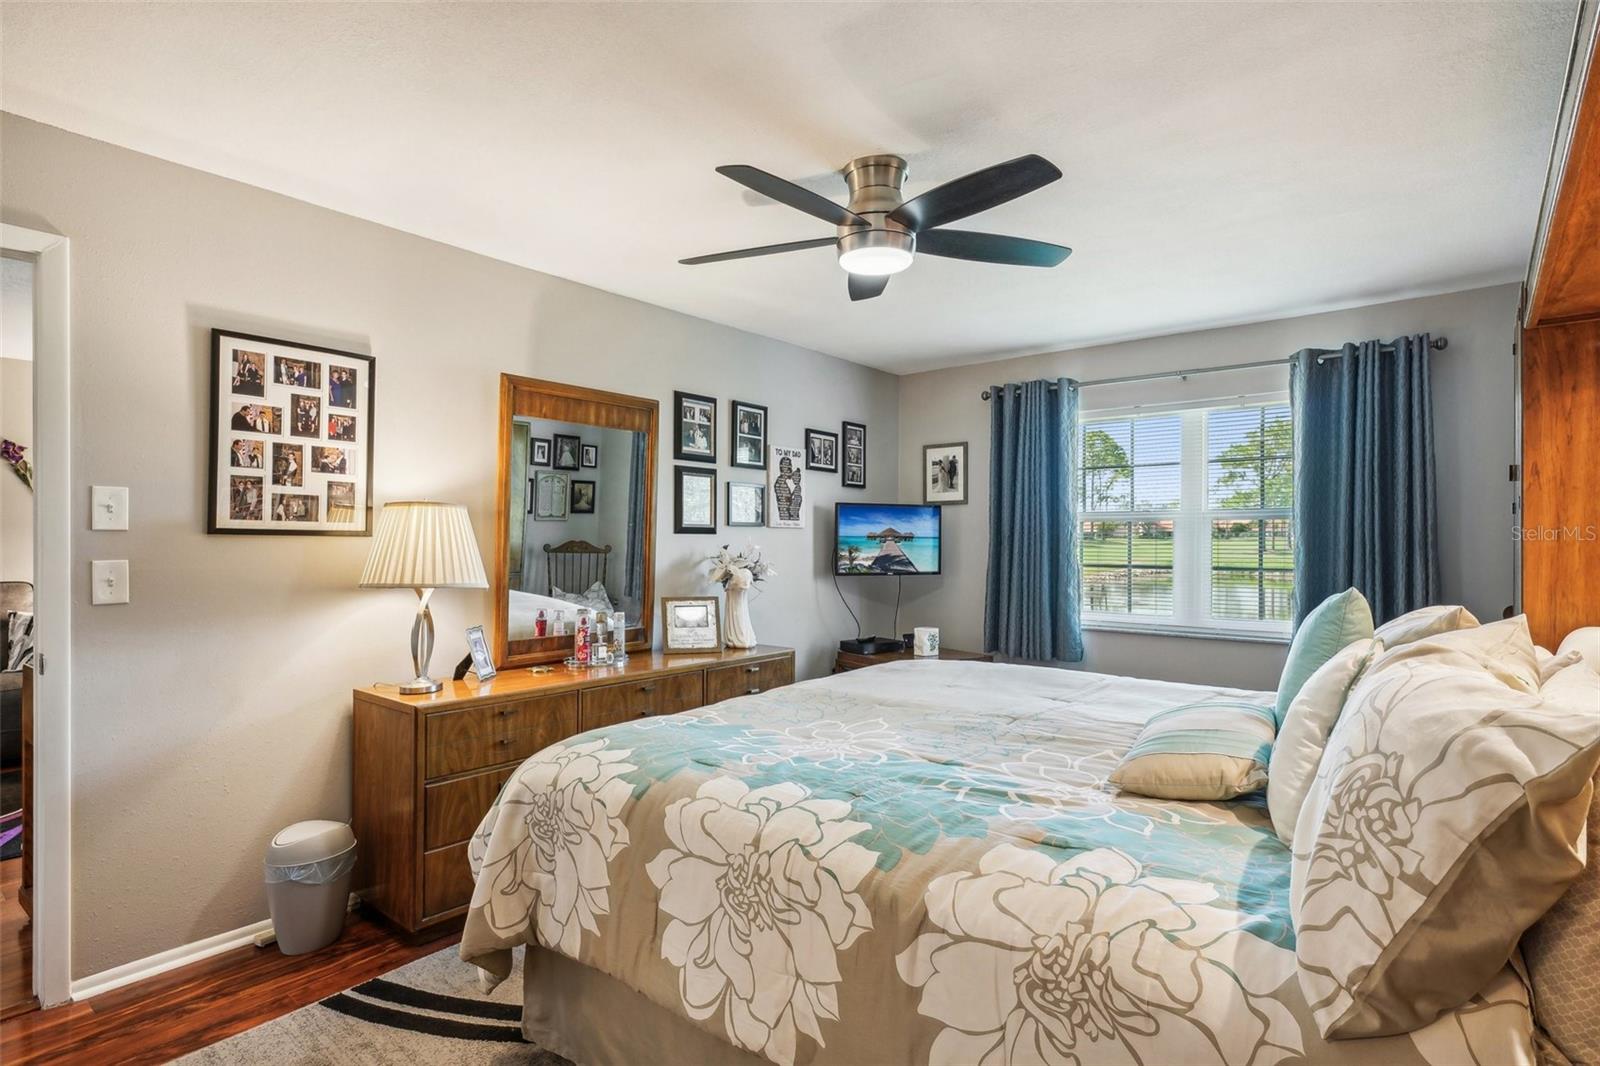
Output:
[834, 503, 942, 576]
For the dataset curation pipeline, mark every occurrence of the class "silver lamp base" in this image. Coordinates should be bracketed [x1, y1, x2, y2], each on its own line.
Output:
[398, 677, 443, 695]
[397, 587, 441, 695]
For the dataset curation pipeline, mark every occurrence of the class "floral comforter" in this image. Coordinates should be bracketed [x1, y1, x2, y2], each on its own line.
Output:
[461, 660, 1533, 1066]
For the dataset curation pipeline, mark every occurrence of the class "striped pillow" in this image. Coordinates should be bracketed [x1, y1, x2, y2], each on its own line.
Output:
[1110, 699, 1276, 801]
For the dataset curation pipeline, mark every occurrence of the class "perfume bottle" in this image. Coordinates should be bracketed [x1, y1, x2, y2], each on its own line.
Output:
[611, 612, 627, 660]
[534, 608, 548, 638]
[575, 611, 591, 666]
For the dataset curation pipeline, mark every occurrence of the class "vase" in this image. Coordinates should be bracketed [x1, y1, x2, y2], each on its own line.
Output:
[724, 584, 757, 648]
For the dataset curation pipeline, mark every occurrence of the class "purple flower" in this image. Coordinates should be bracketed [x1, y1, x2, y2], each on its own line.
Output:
[0, 440, 23, 464]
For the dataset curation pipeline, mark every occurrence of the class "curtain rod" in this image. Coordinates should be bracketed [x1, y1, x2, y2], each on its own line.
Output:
[978, 336, 1448, 400]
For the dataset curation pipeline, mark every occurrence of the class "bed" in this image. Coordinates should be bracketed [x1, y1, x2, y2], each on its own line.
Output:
[461, 659, 1534, 1066]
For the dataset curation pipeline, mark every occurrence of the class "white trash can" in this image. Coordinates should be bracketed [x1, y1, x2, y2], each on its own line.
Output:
[264, 820, 356, 955]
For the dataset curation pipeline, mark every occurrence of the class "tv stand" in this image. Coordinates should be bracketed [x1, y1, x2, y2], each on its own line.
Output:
[839, 635, 905, 655]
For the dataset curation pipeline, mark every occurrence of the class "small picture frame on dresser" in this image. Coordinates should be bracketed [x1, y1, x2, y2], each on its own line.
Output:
[464, 624, 497, 682]
[661, 596, 721, 653]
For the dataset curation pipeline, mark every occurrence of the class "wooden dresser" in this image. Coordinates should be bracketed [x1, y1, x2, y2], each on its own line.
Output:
[352, 644, 794, 935]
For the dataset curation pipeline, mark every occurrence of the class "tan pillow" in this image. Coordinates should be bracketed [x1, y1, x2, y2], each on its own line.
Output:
[1267, 637, 1380, 843]
[1291, 618, 1600, 1039]
[1521, 666, 1600, 1066]
[1372, 603, 1479, 649]
[1110, 698, 1275, 801]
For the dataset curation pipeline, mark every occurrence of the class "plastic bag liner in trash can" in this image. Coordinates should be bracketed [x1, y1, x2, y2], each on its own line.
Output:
[264, 820, 356, 955]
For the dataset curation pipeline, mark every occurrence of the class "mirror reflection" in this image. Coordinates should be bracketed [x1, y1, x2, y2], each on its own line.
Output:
[506, 417, 649, 642]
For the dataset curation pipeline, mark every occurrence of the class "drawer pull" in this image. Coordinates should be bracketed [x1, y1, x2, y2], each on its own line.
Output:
[637, 709, 651, 718]
[747, 686, 761, 695]
[639, 683, 656, 693]
[745, 665, 761, 674]
[496, 737, 509, 746]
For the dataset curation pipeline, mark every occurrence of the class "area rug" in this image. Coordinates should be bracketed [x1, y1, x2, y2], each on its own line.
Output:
[180, 946, 571, 1064]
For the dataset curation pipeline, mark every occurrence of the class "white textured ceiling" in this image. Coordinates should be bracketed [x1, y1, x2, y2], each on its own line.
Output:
[0, 3, 1576, 373]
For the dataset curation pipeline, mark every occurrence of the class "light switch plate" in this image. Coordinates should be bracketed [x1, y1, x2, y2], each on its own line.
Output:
[91, 560, 130, 605]
[91, 486, 130, 531]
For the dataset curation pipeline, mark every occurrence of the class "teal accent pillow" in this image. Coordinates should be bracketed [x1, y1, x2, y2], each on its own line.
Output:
[1274, 588, 1374, 726]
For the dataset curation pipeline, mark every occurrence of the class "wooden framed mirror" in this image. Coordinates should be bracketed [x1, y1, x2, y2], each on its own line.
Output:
[493, 374, 658, 667]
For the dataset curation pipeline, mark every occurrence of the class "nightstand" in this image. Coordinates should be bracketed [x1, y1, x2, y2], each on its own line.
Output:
[833, 646, 995, 672]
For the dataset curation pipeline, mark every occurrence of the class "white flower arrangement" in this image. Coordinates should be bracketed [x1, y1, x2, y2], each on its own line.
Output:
[706, 543, 775, 590]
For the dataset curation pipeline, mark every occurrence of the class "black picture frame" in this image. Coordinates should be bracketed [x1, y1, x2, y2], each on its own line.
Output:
[580, 443, 599, 468]
[674, 465, 718, 533]
[674, 390, 717, 464]
[726, 481, 766, 527]
[530, 437, 552, 467]
[842, 420, 867, 489]
[923, 441, 969, 505]
[553, 433, 582, 471]
[730, 400, 768, 470]
[207, 328, 375, 536]
[805, 428, 838, 472]
[570, 478, 597, 514]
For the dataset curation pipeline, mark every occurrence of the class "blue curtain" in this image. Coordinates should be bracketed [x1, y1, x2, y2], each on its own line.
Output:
[624, 432, 648, 607]
[1291, 334, 1439, 626]
[984, 377, 1084, 662]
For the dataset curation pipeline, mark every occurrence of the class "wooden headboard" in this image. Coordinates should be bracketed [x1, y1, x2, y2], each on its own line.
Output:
[543, 539, 612, 597]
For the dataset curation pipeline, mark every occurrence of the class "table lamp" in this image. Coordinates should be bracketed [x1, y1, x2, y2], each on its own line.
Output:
[359, 501, 488, 694]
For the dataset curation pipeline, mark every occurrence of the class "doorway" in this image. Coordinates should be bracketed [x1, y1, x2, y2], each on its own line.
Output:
[0, 225, 71, 1013]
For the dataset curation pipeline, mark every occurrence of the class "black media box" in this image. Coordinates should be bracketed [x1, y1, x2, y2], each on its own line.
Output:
[839, 636, 905, 655]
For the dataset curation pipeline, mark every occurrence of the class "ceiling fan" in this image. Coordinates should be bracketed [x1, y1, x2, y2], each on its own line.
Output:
[679, 153, 1071, 301]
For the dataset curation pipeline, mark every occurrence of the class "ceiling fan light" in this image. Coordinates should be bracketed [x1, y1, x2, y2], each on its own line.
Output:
[838, 244, 913, 276]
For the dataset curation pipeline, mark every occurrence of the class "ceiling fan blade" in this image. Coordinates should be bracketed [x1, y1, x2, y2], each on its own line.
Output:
[679, 237, 837, 266]
[716, 165, 868, 228]
[848, 273, 889, 301]
[888, 154, 1062, 232]
[917, 229, 1072, 268]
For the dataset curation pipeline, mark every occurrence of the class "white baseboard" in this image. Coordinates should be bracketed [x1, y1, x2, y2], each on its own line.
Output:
[69, 894, 359, 1001]
[69, 917, 275, 1001]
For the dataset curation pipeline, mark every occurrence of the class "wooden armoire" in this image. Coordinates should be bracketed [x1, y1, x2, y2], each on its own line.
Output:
[1521, 20, 1600, 651]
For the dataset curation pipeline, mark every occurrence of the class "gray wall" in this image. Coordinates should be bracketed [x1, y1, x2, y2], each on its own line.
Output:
[0, 113, 900, 978]
[896, 284, 1520, 690]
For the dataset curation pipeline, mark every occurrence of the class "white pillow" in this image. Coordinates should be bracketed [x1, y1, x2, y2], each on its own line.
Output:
[1267, 637, 1379, 843]
[1556, 626, 1600, 662]
[551, 580, 615, 615]
[1372, 604, 1478, 649]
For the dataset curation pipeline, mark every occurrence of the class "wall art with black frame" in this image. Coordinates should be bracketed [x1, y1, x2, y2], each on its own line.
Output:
[674, 465, 718, 533]
[674, 390, 717, 464]
[842, 420, 866, 488]
[731, 400, 768, 469]
[208, 328, 374, 535]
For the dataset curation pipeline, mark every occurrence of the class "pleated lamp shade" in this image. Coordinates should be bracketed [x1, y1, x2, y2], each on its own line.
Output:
[358, 501, 488, 589]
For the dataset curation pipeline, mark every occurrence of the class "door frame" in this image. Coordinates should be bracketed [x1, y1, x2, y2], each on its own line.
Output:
[2, 224, 72, 1007]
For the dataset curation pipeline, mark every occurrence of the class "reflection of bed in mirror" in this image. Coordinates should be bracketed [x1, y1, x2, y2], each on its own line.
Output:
[506, 540, 641, 639]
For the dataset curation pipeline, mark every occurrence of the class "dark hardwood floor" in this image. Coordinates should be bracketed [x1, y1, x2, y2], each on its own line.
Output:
[0, 909, 455, 1065]
[1, 857, 36, 1020]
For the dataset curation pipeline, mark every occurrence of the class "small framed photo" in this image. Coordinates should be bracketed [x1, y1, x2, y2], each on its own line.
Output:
[464, 624, 497, 682]
[209, 330, 374, 535]
[661, 596, 721, 654]
[534, 470, 570, 520]
[530, 436, 552, 467]
[674, 390, 717, 464]
[570, 478, 597, 514]
[924, 441, 968, 504]
[768, 446, 805, 529]
[804, 428, 837, 472]
[553, 433, 582, 471]
[727, 481, 766, 527]
[731, 400, 768, 469]
[842, 421, 866, 489]
[675, 465, 717, 534]
[580, 443, 599, 468]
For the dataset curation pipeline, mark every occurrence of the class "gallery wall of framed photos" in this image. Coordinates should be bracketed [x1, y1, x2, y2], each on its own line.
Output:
[208, 329, 375, 535]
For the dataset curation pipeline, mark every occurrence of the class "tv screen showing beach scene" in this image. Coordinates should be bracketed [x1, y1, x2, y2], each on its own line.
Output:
[835, 503, 942, 576]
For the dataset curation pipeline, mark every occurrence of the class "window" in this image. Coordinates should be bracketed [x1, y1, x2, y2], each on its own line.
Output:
[1077, 400, 1294, 636]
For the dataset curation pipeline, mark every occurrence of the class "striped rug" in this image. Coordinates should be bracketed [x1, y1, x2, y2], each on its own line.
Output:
[181, 946, 570, 1064]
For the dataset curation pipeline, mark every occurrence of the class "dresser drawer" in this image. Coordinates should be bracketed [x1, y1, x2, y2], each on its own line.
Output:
[579, 670, 705, 731]
[424, 765, 515, 851]
[422, 841, 475, 919]
[425, 692, 579, 778]
[705, 656, 793, 704]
